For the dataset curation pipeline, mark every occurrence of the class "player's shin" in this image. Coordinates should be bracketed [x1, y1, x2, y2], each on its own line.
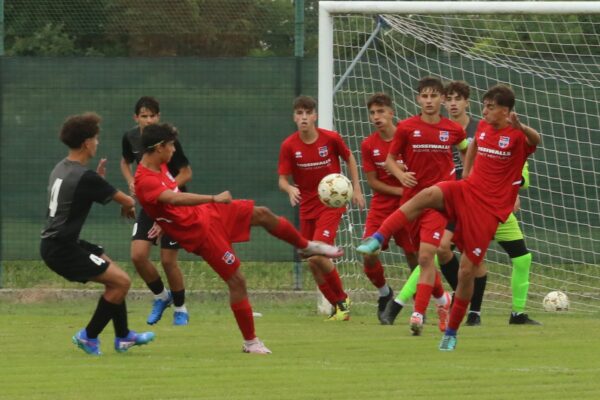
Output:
[511, 253, 532, 313]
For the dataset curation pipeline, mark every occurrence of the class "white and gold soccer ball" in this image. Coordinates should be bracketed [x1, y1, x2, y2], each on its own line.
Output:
[542, 290, 569, 312]
[318, 173, 353, 208]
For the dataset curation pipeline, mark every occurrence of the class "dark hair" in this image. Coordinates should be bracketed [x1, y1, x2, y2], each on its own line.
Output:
[482, 84, 515, 111]
[293, 95, 317, 111]
[142, 123, 178, 153]
[444, 81, 471, 99]
[134, 96, 160, 115]
[60, 112, 101, 149]
[417, 76, 444, 94]
[367, 92, 393, 109]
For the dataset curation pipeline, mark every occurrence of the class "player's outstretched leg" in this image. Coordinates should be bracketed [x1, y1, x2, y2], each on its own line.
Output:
[253, 207, 343, 258]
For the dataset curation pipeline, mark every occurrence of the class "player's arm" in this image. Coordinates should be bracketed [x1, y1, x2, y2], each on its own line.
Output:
[366, 170, 403, 197]
[157, 189, 232, 206]
[462, 137, 478, 178]
[278, 174, 301, 207]
[113, 190, 136, 219]
[345, 153, 365, 209]
[385, 152, 415, 188]
[119, 157, 135, 195]
[509, 112, 541, 146]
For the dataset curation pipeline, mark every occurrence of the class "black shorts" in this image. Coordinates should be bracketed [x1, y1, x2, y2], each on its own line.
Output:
[132, 208, 180, 250]
[40, 238, 109, 283]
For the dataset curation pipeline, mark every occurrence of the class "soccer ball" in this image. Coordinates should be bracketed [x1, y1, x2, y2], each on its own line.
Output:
[318, 173, 353, 208]
[542, 291, 569, 312]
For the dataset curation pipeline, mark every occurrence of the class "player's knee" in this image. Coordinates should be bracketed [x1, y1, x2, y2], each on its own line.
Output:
[418, 253, 435, 268]
[131, 250, 149, 267]
[226, 272, 247, 293]
[252, 206, 275, 225]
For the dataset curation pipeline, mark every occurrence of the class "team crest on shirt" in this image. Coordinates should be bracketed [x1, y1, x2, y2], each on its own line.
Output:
[479, 132, 486, 141]
[318, 146, 328, 157]
[439, 131, 449, 142]
[222, 251, 236, 265]
[373, 148, 381, 157]
[413, 130, 421, 137]
[295, 151, 302, 159]
[498, 136, 510, 149]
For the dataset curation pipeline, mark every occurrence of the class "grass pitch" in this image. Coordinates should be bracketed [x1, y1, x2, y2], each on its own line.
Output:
[0, 297, 599, 400]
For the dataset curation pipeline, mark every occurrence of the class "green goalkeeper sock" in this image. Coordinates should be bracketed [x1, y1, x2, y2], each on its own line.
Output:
[397, 266, 421, 304]
[511, 252, 532, 313]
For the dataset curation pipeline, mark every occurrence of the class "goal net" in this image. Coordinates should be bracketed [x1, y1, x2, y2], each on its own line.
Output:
[320, 1, 600, 314]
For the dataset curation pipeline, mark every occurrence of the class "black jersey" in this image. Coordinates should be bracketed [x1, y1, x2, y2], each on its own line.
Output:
[41, 159, 116, 241]
[454, 116, 480, 179]
[121, 127, 190, 190]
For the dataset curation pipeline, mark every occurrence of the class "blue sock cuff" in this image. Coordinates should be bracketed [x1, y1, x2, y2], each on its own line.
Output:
[445, 328, 457, 337]
[373, 232, 385, 244]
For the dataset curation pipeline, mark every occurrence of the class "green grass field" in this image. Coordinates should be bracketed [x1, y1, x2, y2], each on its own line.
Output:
[1, 297, 599, 400]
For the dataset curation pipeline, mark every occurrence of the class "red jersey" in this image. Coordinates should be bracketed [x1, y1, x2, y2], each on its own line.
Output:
[361, 131, 403, 211]
[465, 120, 536, 222]
[278, 128, 351, 219]
[389, 115, 466, 200]
[134, 163, 207, 253]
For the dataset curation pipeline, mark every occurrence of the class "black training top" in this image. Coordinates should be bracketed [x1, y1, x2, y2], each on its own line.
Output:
[41, 159, 116, 241]
[454, 116, 480, 180]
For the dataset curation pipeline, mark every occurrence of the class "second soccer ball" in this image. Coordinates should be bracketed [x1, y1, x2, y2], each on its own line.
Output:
[318, 173, 353, 208]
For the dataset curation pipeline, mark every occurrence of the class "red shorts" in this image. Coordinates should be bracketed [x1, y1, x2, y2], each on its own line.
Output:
[194, 200, 254, 281]
[437, 180, 499, 265]
[363, 207, 416, 253]
[408, 208, 448, 249]
[301, 207, 344, 245]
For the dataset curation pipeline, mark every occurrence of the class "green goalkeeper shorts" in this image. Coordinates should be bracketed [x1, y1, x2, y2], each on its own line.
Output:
[494, 212, 524, 242]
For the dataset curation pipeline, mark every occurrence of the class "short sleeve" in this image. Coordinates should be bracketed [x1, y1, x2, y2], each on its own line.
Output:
[333, 132, 351, 162]
[389, 125, 407, 157]
[81, 170, 117, 205]
[361, 139, 375, 173]
[278, 140, 293, 175]
[136, 174, 169, 206]
[121, 133, 135, 164]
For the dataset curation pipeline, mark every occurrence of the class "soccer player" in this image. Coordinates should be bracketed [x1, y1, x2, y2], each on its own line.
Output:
[360, 93, 418, 322]
[386, 81, 540, 327]
[278, 95, 365, 321]
[371, 77, 466, 335]
[120, 96, 192, 326]
[442, 81, 539, 326]
[40, 112, 155, 356]
[134, 123, 344, 354]
[358, 84, 541, 351]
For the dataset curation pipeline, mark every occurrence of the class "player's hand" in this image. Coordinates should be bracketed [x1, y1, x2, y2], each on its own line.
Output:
[508, 112, 523, 130]
[352, 189, 366, 210]
[96, 158, 107, 178]
[148, 222, 162, 239]
[288, 185, 301, 207]
[513, 195, 521, 213]
[121, 205, 135, 219]
[214, 191, 232, 204]
[128, 180, 135, 196]
[399, 171, 417, 188]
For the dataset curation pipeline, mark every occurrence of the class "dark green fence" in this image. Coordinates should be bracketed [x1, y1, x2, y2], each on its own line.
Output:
[1, 57, 317, 261]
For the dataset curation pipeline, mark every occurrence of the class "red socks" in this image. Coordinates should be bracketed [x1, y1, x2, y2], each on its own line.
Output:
[231, 298, 255, 340]
[318, 283, 338, 305]
[323, 268, 347, 303]
[431, 271, 445, 299]
[364, 259, 386, 289]
[268, 217, 309, 249]
[448, 296, 470, 331]
[414, 283, 434, 315]
[378, 209, 408, 241]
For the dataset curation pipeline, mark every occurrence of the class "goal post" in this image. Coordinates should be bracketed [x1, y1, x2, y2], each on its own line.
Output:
[319, 1, 600, 314]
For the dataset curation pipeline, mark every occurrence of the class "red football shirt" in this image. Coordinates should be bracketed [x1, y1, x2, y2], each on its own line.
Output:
[465, 120, 537, 222]
[134, 163, 207, 253]
[361, 131, 403, 211]
[389, 115, 466, 200]
[278, 128, 351, 219]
